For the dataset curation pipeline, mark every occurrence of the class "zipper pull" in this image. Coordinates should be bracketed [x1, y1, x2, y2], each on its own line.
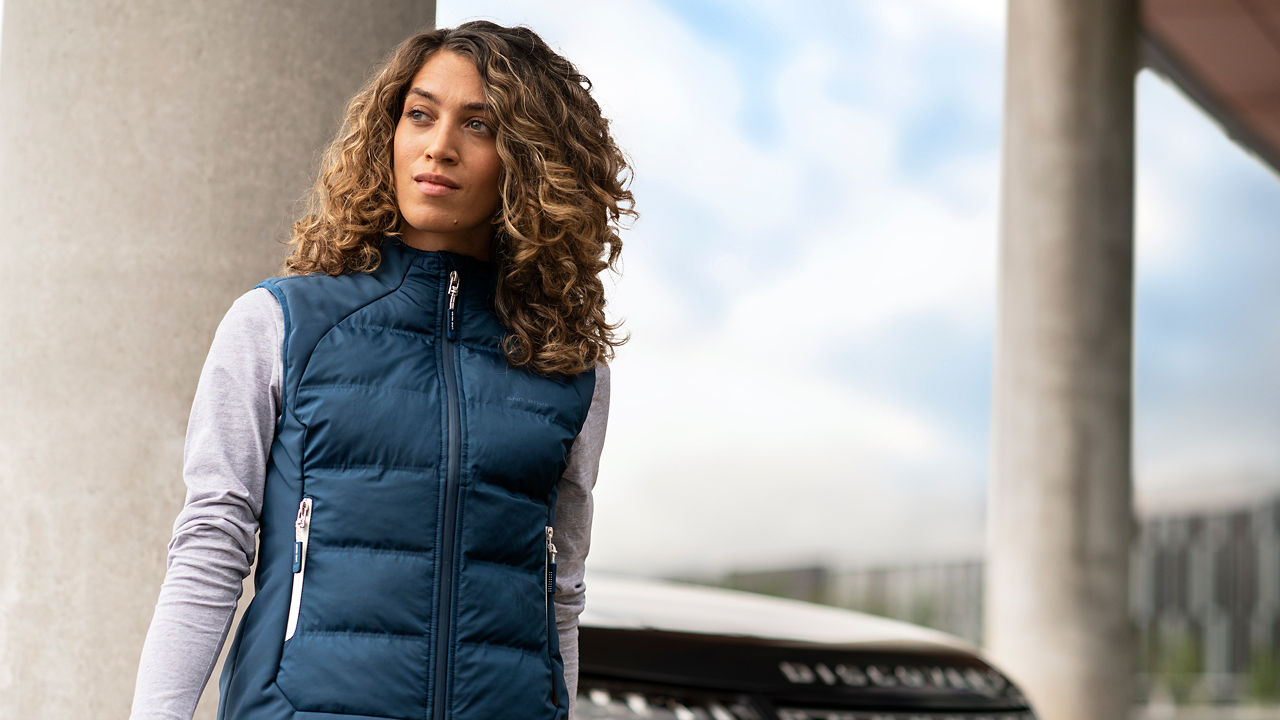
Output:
[446, 270, 460, 341]
[293, 498, 311, 573]
[545, 525, 557, 594]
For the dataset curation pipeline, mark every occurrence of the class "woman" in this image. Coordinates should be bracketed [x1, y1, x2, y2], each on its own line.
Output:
[130, 20, 633, 720]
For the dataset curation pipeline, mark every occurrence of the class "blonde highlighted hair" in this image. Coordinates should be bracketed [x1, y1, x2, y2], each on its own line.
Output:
[282, 20, 635, 376]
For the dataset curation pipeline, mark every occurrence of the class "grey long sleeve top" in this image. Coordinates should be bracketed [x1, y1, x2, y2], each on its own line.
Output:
[130, 287, 611, 720]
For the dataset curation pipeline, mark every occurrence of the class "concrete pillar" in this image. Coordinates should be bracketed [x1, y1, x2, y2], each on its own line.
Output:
[0, 2, 433, 717]
[985, 1, 1138, 719]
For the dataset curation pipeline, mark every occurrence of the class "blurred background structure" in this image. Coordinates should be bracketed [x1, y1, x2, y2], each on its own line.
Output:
[2, 1, 1279, 719]
[986, 3, 1138, 719]
[720, 3, 1280, 717]
[0, 2, 438, 718]
[729, 489, 1280, 708]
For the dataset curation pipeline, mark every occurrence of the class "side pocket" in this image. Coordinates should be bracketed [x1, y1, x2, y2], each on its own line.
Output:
[544, 524, 559, 707]
[284, 496, 313, 643]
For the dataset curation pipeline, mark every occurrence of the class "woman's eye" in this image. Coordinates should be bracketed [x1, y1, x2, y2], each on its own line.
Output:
[406, 109, 430, 122]
[468, 119, 493, 133]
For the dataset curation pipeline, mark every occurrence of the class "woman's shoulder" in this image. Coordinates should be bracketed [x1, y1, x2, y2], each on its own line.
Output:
[255, 267, 398, 323]
[235, 284, 283, 311]
[588, 360, 610, 407]
[254, 269, 343, 296]
[224, 285, 283, 328]
[211, 286, 283, 352]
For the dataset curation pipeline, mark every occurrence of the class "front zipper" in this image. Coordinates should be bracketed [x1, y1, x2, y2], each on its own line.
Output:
[284, 496, 312, 642]
[544, 526, 557, 595]
[446, 268, 460, 341]
[546, 524, 559, 707]
[433, 268, 463, 720]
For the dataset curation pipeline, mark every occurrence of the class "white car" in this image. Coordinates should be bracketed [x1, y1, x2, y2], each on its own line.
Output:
[575, 572, 1037, 720]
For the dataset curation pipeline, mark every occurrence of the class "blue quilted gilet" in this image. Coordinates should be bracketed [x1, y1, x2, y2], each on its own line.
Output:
[216, 235, 596, 720]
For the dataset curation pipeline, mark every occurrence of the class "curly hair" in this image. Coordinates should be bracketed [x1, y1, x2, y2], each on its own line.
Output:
[281, 20, 635, 376]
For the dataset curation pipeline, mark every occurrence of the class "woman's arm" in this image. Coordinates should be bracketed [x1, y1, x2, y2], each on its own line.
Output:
[552, 361, 612, 719]
[129, 287, 283, 720]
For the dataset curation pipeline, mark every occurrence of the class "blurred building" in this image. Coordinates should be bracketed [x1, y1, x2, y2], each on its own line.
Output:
[1132, 494, 1280, 702]
[722, 565, 832, 605]
[716, 489, 1280, 704]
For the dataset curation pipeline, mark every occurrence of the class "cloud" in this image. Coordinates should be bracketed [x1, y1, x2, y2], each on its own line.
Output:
[438, 0, 1005, 573]
[1131, 69, 1280, 508]
[1134, 70, 1216, 278]
[437, 1, 1280, 576]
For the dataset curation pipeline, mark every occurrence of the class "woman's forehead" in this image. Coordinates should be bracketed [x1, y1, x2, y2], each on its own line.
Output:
[408, 51, 486, 104]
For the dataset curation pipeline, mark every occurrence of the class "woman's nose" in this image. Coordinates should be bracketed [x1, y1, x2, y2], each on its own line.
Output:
[424, 126, 459, 164]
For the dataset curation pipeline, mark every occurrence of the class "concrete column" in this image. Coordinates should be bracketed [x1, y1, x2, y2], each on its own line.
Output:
[0, 2, 433, 717]
[985, 2, 1138, 719]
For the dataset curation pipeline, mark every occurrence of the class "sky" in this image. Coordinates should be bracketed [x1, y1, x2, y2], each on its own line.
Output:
[435, 0, 1280, 579]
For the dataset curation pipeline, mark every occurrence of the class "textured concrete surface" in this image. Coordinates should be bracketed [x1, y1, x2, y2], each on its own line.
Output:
[0, 2, 434, 717]
[985, 2, 1139, 720]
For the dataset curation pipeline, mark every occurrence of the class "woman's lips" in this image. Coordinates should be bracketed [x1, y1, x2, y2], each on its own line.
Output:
[416, 180, 458, 197]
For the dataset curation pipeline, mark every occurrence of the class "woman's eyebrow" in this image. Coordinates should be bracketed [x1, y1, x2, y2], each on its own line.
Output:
[407, 87, 489, 113]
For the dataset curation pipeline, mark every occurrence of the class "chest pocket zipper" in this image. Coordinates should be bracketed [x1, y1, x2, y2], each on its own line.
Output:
[285, 496, 313, 642]
[545, 525, 558, 707]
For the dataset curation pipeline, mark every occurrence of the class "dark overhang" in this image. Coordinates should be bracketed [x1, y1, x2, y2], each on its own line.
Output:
[1141, 0, 1280, 178]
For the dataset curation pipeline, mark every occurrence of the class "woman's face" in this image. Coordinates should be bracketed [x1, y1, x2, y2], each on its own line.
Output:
[392, 50, 502, 259]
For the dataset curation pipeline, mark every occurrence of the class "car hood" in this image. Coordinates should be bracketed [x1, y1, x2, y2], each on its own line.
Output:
[579, 571, 979, 655]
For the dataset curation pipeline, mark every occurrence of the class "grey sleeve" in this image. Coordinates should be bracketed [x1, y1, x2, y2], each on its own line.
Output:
[553, 362, 612, 719]
[129, 287, 283, 720]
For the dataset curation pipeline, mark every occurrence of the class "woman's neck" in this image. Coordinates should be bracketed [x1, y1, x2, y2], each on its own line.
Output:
[398, 225, 494, 262]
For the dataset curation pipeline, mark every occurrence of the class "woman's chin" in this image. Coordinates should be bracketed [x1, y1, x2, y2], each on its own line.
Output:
[399, 215, 477, 235]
